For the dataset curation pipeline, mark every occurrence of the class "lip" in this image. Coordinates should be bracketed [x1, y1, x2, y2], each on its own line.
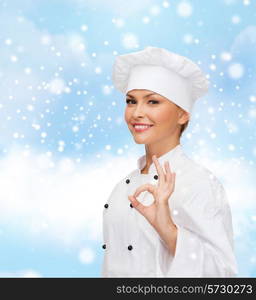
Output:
[131, 123, 154, 133]
[131, 123, 153, 126]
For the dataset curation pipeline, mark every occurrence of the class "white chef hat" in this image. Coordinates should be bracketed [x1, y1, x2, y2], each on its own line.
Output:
[112, 46, 209, 114]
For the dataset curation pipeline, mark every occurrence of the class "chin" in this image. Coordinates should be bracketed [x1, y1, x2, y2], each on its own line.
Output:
[133, 136, 154, 145]
[133, 140, 145, 145]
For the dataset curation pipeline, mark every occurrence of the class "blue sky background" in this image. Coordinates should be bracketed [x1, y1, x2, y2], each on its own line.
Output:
[0, 0, 255, 277]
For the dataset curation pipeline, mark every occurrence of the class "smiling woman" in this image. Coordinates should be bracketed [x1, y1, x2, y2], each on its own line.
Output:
[101, 46, 238, 278]
[124, 89, 190, 156]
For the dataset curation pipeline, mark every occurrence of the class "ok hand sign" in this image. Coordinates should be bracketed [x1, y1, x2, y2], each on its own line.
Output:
[128, 155, 176, 232]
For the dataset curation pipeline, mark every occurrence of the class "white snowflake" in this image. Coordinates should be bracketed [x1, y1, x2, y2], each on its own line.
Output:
[231, 15, 241, 24]
[162, 1, 170, 8]
[80, 24, 88, 31]
[149, 5, 161, 16]
[78, 248, 95, 264]
[177, 1, 193, 18]
[183, 34, 193, 44]
[228, 63, 244, 79]
[121, 32, 139, 49]
[112, 18, 125, 28]
[48, 78, 66, 94]
[220, 52, 232, 61]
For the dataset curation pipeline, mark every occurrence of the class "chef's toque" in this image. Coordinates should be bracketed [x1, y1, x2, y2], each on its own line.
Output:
[112, 46, 209, 114]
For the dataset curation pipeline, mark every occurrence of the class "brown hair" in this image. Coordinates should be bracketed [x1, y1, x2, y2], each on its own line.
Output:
[179, 120, 189, 138]
[175, 104, 189, 138]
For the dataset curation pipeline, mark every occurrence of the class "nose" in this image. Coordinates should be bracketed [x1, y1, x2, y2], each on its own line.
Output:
[132, 103, 145, 118]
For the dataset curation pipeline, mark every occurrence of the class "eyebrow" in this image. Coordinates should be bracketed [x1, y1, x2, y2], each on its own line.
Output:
[126, 92, 158, 99]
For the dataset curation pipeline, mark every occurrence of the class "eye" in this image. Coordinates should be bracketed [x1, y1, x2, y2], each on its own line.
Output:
[126, 99, 159, 104]
[126, 99, 135, 104]
[148, 100, 159, 104]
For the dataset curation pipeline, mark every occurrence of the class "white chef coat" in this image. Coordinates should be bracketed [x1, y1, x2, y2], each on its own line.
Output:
[101, 143, 238, 277]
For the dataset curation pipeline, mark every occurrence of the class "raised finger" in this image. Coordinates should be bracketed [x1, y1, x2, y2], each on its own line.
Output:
[172, 172, 176, 190]
[165, 160, 175, 177]
[164, 161, 172, 182]
[152, 155, 165, 183]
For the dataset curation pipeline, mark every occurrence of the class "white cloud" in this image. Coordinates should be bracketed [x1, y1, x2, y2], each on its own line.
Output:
[0, 144, 139, 247]
[192, 148, 255, 209]
[0, 269, 42, 278]
[230, 25, 256, 58]
[0, 143, 255, 275]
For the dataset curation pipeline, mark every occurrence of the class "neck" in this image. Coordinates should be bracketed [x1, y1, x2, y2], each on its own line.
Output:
[142, 139, 180, 172]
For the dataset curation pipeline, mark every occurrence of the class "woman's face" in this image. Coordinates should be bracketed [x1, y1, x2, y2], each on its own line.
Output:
[124, 89, 189, 145]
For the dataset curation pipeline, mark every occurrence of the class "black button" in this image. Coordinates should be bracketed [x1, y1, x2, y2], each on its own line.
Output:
[128, 245, 133, 251]
[102, 244, 106, 249]
[104, 203, 109, 209]
[130, 203, 133, 208]
[154, 175, 158, 180]
[126, 179, 130, 184]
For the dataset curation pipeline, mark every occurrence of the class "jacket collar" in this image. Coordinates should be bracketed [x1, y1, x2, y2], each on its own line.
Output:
[137, 143, 183, 175]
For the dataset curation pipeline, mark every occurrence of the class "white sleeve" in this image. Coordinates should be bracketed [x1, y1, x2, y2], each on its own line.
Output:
[156, 179, 238, 277]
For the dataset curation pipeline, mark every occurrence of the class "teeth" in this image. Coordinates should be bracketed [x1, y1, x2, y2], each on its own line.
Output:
[134, 125, 152, 129]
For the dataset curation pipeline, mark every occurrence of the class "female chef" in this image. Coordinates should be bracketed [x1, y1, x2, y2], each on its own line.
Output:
[101, 46, 238, 277]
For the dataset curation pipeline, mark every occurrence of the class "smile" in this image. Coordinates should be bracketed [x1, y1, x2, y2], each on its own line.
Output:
[133, 125, 154, 132]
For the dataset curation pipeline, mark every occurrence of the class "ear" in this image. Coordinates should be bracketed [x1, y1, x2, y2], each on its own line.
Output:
[178, 109, 190, 125]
